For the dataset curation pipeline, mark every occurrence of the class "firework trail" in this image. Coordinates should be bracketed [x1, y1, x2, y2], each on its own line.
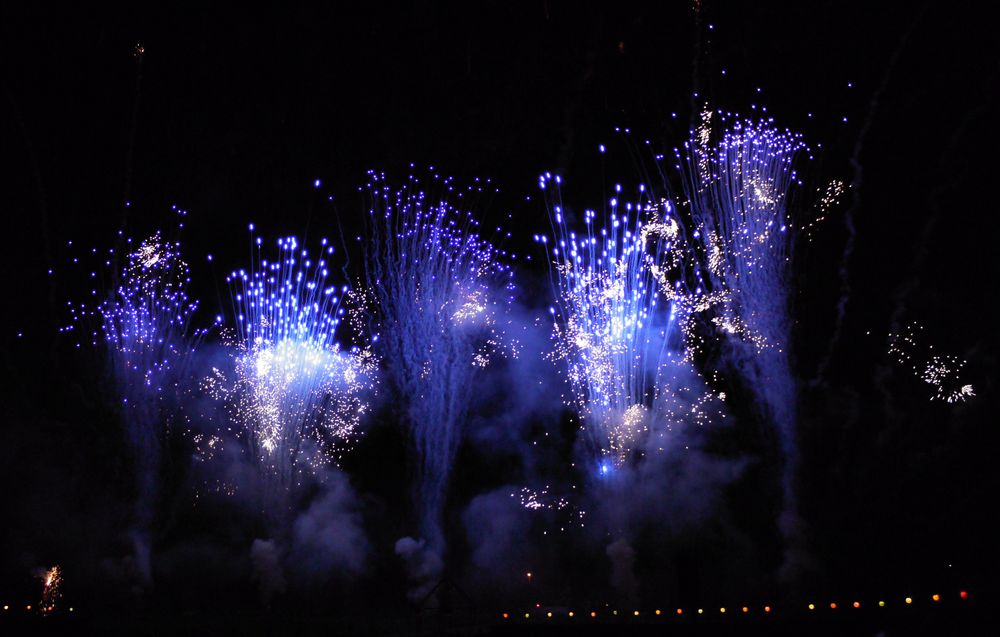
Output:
[62, 219, 205, 582]
[364, 169, 514, 558]
[205, 231, 377, 525]
[678, 110, 806, 566]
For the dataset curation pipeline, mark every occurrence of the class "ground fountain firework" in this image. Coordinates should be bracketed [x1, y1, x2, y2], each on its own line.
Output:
[205, 232, 378, 526]
[363, 169, 515, 582]
[61, 219, 206, 583]
[678, 110, 808, 575]
[536, 171, 727, 597]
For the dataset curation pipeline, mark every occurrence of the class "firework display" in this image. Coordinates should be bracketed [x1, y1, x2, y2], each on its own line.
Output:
[42, 115, 979, 619]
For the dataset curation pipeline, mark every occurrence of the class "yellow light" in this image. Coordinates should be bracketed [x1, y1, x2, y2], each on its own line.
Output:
[808, 604, 815, 610]
[568, 611, 574, 618]
[932, 594, 940, 602]
[547, 612, 553, 618]
[742, 606, 749, 613]
[720, 607, 726, 614]
[26, 605, 31, 611]
[879, 601, 885, 607]
[2, 605, 7, 611]
[633, 610, 639, 616]
[698, 609, 704, 615]
[69, 607, 74, 612]
[905, 597, 913, 605]
[525, 613, 530, 619]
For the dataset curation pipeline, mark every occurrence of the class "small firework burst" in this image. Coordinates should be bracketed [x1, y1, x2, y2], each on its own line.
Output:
[889, 322, 974, 403]
[38, 566, 62, 615]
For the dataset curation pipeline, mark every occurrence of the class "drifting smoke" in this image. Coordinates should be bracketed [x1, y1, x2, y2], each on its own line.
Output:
[289, 469, 369, 579]
[394, 536, 444, 603]
[250, 538, 286, 605]
[606, 538, 638, 601]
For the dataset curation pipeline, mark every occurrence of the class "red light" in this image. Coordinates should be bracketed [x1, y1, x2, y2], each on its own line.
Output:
[590, 611, 597, 618]
[960, 591, 969, 600]
[764, 606, 771, 613]
[830, 603, 837, 610]
[676, 608, 683, 615]
[742, 606, 749, 613]
[502, 613, 508, 619]
[853, 601, 860, 609]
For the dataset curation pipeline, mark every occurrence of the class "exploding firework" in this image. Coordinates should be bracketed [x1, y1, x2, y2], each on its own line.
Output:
[205, 232, 378, 520]
[364, 169, 514, 552]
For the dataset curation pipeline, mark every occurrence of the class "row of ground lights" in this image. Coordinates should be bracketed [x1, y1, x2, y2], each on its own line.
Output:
[1, 604, 74, 613]
[501, 591, 970, 620]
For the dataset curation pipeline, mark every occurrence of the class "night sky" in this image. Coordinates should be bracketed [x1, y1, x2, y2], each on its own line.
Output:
[1, 2, 998, 633]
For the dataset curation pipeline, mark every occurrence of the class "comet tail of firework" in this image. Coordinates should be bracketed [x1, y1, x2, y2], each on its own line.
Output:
[364, 169, 514, 551]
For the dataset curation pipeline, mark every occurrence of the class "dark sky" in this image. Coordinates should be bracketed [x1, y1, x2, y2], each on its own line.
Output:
[1, 0, 998, 624]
